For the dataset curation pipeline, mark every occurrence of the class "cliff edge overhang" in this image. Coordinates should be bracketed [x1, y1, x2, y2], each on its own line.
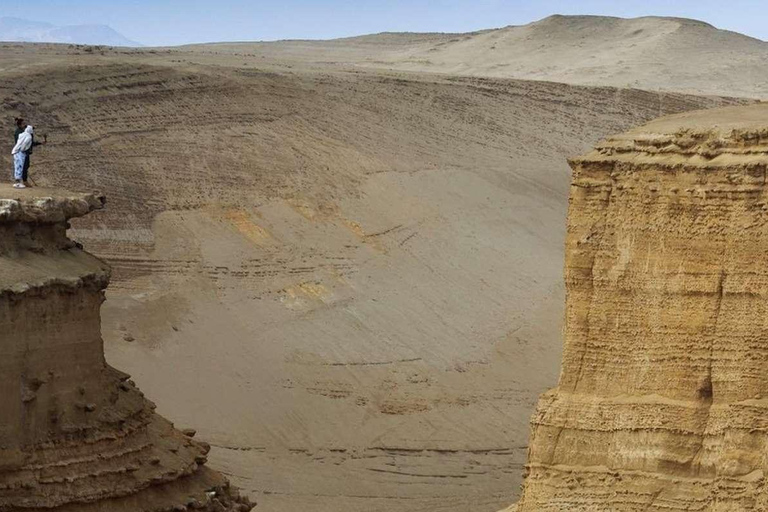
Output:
[0, 187, 105, 225]
[0, 186, 109, 297]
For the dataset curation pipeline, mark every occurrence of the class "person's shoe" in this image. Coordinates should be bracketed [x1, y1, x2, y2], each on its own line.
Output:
[13, 182, 26, 189]
[23, 181, 31, 187]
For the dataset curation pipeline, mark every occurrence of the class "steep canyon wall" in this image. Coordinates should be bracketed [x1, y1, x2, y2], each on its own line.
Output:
[512, 104, 768, 511]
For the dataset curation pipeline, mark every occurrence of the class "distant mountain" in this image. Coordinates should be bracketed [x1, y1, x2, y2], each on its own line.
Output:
[0, 17, 141, 47]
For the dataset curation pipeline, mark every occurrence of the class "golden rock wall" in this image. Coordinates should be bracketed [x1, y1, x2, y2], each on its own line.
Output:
[516, 104, 768, 511]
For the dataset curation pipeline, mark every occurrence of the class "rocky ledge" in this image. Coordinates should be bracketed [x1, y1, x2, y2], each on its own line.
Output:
[0, 185, 105, 224]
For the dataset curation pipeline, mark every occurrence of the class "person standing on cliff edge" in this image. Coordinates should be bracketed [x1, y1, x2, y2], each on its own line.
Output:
[13, 118, 46, 187]
[11, 125, 35, 189]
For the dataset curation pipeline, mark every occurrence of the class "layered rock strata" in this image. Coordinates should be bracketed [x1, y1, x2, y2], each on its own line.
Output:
[0, 185, 252, 512]
[513, 104, 768, 511]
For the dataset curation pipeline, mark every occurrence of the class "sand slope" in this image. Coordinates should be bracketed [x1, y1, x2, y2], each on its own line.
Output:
[195, 15, 768, 98]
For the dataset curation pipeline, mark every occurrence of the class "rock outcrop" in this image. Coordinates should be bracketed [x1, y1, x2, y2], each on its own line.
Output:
[513, 103, 768, 511]
[0, 185, 253, 512]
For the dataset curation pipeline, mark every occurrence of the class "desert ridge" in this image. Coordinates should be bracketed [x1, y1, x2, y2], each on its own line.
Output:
[190, 15, 768, 99]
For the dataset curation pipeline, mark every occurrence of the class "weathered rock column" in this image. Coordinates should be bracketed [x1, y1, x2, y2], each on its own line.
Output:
[0, 186, 253, 512]
[513, 104, 768, 511]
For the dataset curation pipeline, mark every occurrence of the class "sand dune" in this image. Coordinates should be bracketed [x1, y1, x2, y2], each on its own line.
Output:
[195, 15, 768, 98]
[0, 16, 758, 512]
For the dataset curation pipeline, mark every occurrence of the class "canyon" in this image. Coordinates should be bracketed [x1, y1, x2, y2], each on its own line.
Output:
[1, 14, 766, 512]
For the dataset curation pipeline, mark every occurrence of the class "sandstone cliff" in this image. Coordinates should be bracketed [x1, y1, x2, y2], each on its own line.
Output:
[0, 185, 252, 512]
[513, 103, 768, 511]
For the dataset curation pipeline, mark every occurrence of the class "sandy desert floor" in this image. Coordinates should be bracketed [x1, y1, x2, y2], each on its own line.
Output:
[0, 15, 762, 511]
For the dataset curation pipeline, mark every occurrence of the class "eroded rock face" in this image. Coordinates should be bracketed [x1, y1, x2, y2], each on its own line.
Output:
[514, 104, 768, 511]
[0, 185, 253, 512]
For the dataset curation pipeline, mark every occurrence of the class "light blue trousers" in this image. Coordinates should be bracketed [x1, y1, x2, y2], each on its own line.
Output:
[13, 152, 26, 181]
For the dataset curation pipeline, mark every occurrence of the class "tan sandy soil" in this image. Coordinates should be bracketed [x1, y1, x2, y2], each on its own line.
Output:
[0, 19, 755, 511]
[181, 15, 768, 99]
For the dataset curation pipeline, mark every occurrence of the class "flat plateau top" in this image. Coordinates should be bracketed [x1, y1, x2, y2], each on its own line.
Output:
[0, 185, 105, 224]
[0, 184, 94, 200]
[574, 103, 768, 164]
[622, 102, 768, 137]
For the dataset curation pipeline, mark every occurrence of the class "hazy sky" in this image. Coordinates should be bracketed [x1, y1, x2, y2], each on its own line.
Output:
[2, 0, 766, 46]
